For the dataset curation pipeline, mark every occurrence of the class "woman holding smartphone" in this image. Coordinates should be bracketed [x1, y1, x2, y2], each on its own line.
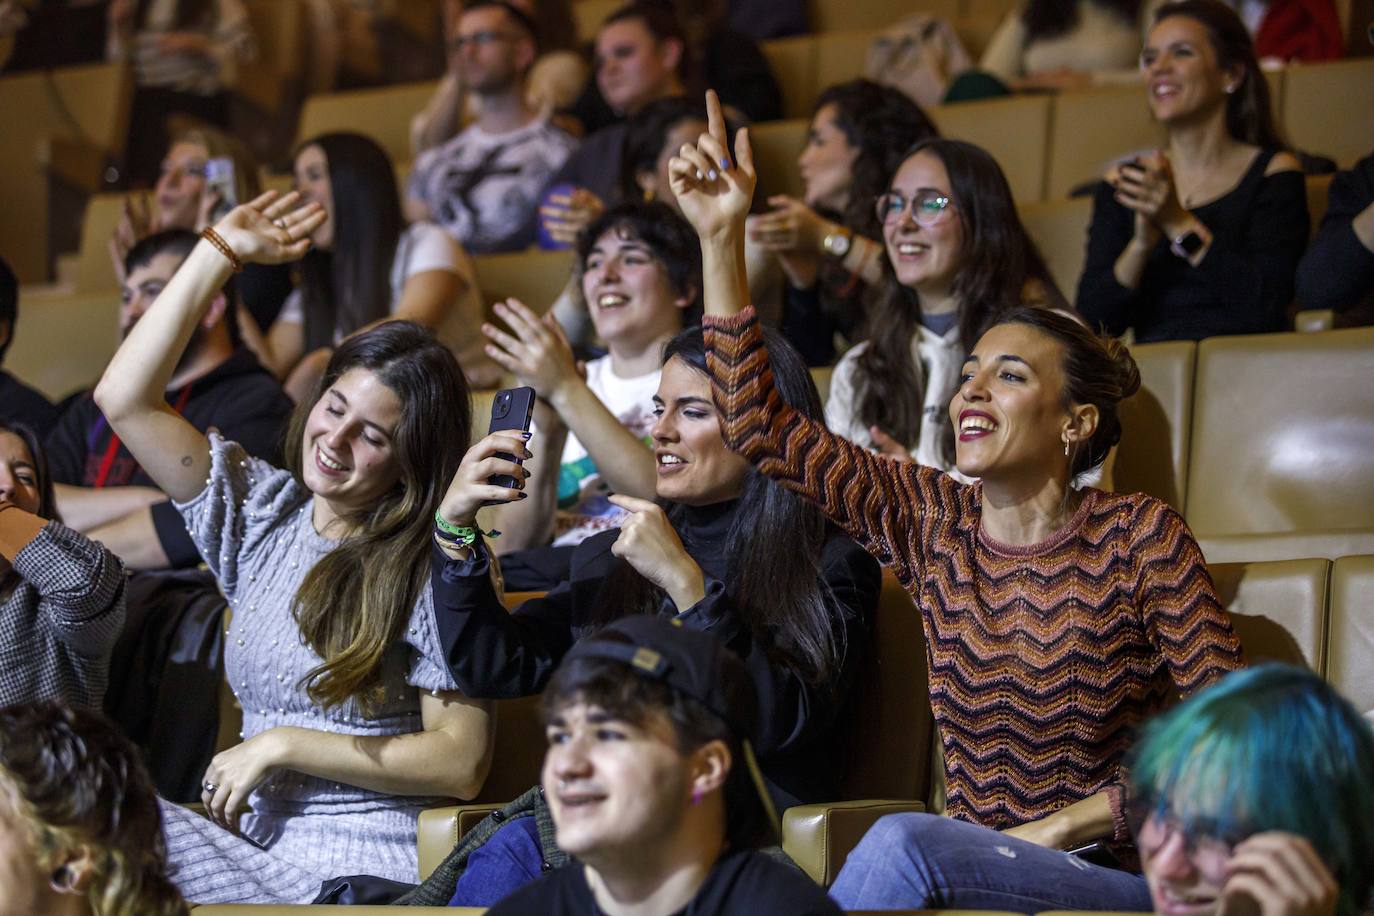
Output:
[674, 89, 1243, 910]
[91, 190, 495, 904]
[1076, 0, 1307, 341]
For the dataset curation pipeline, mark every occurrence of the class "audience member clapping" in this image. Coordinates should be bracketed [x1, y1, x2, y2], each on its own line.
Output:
[411, 0, 589, 157]
[825, 137, 1063, 473]
[674, 91, 1243, 909]
[485, 617, 843, 916]
[1, 421, 125, 710]
[406, 0, 578, 255]
[484, 202, 701, 589]
[1077, 0, 1308, 341]
[1296, 149, 1374, 317]
[427, 322, 878, 904]
[1128, 664, 1373, 916]
[90, 191, 495, 904]
[747, 79, 940, 366]
[47, 230, 292, 572]
[106, 0, 256, 187]
[0, 255, 59, 436]
[0, 700, 188, 916]
[257, 132, 493, 401]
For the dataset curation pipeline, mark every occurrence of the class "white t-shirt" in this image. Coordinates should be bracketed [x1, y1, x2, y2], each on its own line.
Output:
[550, 356, 661, 548]
[824, 324, 968, 479]
[277, 221, 483, 358]
[409, 116, 577, 253]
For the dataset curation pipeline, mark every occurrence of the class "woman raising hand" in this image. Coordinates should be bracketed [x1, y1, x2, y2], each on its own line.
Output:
[674, 90, 1243, 911]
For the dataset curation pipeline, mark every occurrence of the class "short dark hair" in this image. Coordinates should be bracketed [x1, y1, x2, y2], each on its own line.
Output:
[0, 254, 18, 364]
[542, 650, 769, 849]
[575, 201, 703, 325]
[462, 0, 538, 44]
[602, 1, 690, 81]
[124, 229, 241, 348]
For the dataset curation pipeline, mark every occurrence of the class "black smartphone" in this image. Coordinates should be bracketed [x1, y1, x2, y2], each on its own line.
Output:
[486, 386, 536, 494]
[1067, 840, 1124, 870]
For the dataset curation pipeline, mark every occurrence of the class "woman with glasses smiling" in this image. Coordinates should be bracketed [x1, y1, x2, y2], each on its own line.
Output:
[822, 138, 1065, 477]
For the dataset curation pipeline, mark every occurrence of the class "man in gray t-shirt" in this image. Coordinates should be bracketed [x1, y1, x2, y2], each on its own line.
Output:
[406, 0, 577, 253]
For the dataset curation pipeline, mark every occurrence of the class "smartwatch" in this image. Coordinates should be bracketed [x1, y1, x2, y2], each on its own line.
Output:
[822, 226, 853, 259]
[1170, 228, 1205, 260]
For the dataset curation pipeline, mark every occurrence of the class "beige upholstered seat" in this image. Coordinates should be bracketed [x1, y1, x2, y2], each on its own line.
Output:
[295, 81, 440, 164]
[1327, 555, 1374, 713]
[1111, 339, 1196, 512]
[1211, 558, 1330, 671]
[933, 95, 1051, 202]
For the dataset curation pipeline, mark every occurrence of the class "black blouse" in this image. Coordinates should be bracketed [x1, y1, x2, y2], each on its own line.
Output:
[1077, 148, 1309, 342]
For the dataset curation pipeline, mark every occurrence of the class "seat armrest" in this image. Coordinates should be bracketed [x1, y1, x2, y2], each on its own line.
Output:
[781, 799, 925, 886]
[417, 803, 504, 880]
[1294, 310, 1334, 333]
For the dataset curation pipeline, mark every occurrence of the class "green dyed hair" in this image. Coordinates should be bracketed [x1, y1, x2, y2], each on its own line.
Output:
[1127, 664, 1374, 916]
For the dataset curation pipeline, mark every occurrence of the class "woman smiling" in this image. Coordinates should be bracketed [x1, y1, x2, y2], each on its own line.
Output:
[91, 191, 495, 904]
[674, 90, 1243, 911]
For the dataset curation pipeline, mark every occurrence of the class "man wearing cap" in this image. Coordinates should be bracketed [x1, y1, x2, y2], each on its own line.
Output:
[487, 615, 841, 915]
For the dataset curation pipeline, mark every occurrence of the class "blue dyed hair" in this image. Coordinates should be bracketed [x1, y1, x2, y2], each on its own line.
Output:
[1127, 664, 1374, 916]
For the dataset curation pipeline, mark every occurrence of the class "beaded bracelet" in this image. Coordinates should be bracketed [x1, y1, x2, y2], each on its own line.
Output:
[200, 227, 244, 273]
[433, 510, 499, 548]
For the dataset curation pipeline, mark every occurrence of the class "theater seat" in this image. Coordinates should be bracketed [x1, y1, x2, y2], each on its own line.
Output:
[471, 250, 575, 315]
[750, 119, 809, 201]
[1018, 196, 1092, 306]
[761, 35, 819, 122]
[1210, 558, 1330, 671]
[1327, 555, 1374, 713]
[1109, 339, 1195, 511]
[1185, 328, 1374, 563]
[808, 0, 959, 32]
[1045, 84, 1160, 200]
[781, 569, 934, 885]
[1281, 58, 1374, 168]
[932, 95, 1051, 202]
[295, 81, 440, 164]
[70, 192, 126, 294]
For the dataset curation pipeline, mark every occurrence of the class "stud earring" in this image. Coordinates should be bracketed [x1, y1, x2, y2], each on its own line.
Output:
[1063, 440, 1070, 457]
[50, 866, 74, 893]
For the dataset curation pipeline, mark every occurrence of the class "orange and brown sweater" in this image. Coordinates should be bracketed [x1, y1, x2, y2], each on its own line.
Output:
[704, 308, 1243, 833]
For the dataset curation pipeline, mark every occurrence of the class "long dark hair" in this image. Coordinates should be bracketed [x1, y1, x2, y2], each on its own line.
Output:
[0, 701, 187, 916]
[282, 322, 471, 712]
[294, 133, 403, 353]
[1022, 0, 1140, 42]
[1151, 0, 1283, 148]
[588, 327, 844, 683]
[0, 420, 57, 521]
[575, 201, 704, 326]
[856, 139, 1064, 464]
[810, 79, 939, 239]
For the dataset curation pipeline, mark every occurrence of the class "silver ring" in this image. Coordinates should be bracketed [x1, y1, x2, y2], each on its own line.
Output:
[273, 218, 287, 230]
[203, 781, 219, 794]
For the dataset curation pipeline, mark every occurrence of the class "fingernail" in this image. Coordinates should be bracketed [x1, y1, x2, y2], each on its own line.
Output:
[719, 157, 731, 171]
[707, 169, 718, 181]
[520, 431, 533, 439]
[518, 492, 528, 499]
[695, 169, 704, 180]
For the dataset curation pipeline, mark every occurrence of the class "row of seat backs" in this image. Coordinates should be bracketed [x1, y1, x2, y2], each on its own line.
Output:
[445, 554, 1373, 838]
[1109, 325, 1374, 561]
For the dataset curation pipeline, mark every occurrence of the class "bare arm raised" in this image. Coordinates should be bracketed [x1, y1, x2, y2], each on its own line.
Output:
[94, 192, 324, 502]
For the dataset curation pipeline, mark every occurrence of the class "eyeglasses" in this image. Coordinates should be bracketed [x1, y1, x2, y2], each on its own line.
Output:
[874, 190, 954, 227]
[1128, 800, 1243, 862]
[450, 30, 515, 51]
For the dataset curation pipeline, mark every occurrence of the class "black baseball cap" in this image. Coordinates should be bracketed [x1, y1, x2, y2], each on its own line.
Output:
[561, 616, 780, 836]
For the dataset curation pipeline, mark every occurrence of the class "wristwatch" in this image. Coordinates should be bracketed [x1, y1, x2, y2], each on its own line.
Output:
[1170, 228, 1205, 260]
[822, 226, 853, 259]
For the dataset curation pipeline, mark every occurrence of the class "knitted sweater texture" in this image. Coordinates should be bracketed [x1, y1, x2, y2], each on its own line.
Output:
[703, 308, 1243, 830]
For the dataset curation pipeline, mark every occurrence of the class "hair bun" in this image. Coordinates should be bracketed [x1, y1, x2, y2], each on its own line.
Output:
[1103, 335, 1142, 402]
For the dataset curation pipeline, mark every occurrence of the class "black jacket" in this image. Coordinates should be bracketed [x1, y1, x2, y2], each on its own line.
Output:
[431, 499, 881, 809]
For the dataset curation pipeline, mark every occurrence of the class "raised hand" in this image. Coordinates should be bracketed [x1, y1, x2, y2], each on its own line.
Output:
[213, 190, 326, 266]
[482, 298, 581, 402]
[668, 89, 755, 241]
[607, 494, 706, 611]
[439, 431, 533, 528]
[1111, 151, 1188, 242]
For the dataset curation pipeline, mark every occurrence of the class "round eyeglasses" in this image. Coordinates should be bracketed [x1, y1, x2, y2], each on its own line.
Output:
[874, 190, 954, 227]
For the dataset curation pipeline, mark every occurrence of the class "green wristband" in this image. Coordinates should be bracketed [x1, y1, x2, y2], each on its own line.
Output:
[434, 510, 499, 546]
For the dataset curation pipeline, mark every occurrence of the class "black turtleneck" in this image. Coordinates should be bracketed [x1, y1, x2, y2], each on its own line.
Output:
[430, 498, 881, 809]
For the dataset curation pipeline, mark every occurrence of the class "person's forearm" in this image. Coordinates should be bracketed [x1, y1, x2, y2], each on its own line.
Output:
[1111, 238, 1153, 289]
[272, 717, 490, 800]
[88, 506, 171, 570]
[701, 226, 750, 319]
[411, 72, 466, 157]
[549, 381, 657, 499]
[53, 484, 167, 532]
[0, 502, 46, 562]
[843, 234, 884, 287]
[1003, 790, 1114, 849]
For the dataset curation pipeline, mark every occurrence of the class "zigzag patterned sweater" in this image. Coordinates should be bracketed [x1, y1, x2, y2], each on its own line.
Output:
[704, 308, 1244, 831]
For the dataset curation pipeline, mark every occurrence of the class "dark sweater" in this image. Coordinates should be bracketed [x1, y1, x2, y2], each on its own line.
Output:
[1077, 148, 1308, 341]
[45, 348, 291, 567]
[0, 370, 60, 437]
[431, 499, 881, 810]
[1295, 151, 1374, 314]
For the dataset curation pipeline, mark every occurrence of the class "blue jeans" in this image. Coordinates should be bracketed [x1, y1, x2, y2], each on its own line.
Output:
[829, 813, 1153, 913]
[448, 816, 544, 906]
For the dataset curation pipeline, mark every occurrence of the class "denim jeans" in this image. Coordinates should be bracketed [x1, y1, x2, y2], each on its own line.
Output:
[829, 813, 1153, 913]
[448, 816, 544, 906]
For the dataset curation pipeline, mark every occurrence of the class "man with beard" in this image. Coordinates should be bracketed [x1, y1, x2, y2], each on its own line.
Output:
[45, 230, 291, 570]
